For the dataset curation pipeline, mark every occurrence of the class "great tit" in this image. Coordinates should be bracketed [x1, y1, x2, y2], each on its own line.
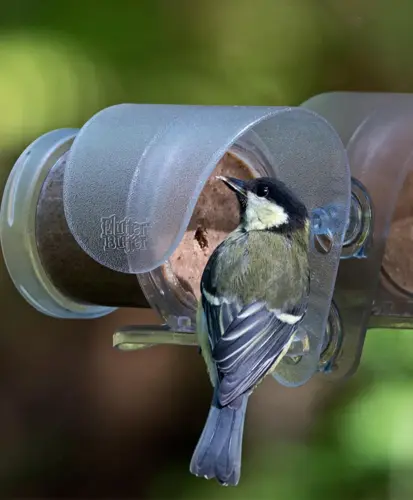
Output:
[190, 176, 310, 486]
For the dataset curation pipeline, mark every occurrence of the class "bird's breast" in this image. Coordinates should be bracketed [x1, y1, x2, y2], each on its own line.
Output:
[215, 231, 308, 310]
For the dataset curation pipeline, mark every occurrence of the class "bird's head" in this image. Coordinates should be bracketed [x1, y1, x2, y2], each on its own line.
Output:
[217, 176, 308, 233]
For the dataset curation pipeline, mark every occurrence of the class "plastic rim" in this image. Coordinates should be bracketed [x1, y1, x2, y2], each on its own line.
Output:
[0, 129, 116, 319]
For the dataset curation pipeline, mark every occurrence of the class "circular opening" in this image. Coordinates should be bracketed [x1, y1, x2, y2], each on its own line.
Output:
[382, 169, 413, 296]
[140, 138, 274, 328]
[164, 150, 261, 305]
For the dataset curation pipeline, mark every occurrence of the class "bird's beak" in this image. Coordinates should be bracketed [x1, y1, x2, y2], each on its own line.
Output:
[216, 176, 248, 197]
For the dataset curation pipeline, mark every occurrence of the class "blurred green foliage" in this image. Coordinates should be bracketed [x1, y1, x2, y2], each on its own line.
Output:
[2, 0, 413, 150]
[150, 332, 413, 499]
[1, 0, 413, 498]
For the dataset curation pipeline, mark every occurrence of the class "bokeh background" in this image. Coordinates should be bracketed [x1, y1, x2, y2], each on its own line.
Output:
[1, 0, 413, 498]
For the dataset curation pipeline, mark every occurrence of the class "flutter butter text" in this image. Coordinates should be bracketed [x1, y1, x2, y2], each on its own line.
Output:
[100, 215, 150, 253]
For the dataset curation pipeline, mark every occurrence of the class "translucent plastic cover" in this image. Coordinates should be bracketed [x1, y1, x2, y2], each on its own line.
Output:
[64, 105, 348, 272]
[303, 91, 413, 379]
[63, 103, 350, 386]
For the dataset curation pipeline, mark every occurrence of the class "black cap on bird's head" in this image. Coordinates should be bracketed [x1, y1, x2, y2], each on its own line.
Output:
[217, 176, 308, 233]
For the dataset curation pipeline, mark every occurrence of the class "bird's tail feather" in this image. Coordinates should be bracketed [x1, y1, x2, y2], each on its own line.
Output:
[190, 393, 248, 486]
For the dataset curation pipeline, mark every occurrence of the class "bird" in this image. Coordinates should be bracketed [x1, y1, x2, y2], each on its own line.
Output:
[189, 175, 310, 486]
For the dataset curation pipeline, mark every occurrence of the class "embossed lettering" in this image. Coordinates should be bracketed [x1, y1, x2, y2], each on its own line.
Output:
[100, 215, 150, 253]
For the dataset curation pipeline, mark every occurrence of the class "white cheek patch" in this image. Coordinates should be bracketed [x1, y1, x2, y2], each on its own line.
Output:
[245, 193, 289, 231]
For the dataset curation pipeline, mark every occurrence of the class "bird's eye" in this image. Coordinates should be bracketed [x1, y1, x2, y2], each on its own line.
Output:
[256, 185, 269, 198]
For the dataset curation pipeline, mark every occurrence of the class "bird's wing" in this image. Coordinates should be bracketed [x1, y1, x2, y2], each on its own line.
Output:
[200, 238, 309, 407]
[214, 300, 307, 406]
[202, 291, 308, 407]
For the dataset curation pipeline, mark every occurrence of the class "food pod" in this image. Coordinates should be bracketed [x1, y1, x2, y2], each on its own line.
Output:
[303, 92, 413, 378]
